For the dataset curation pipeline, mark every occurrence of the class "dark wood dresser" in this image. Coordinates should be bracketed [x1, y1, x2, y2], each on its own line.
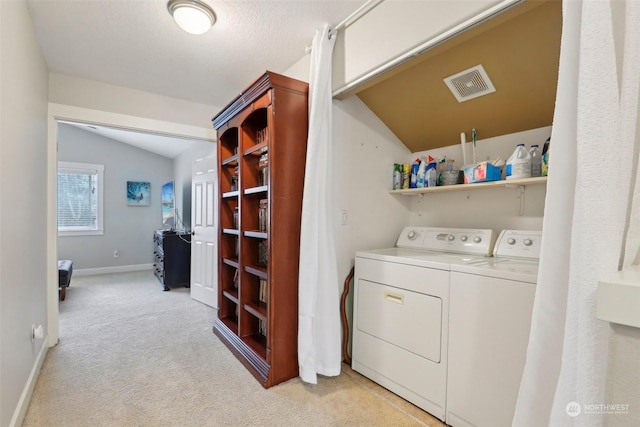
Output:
[153, 230, 191, 291]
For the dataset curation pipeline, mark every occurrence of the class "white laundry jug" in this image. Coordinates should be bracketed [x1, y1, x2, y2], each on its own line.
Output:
[506, 144, 531, 180]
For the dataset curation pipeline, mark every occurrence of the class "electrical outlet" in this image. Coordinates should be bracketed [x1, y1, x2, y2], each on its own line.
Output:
[341, 210, 348, 225]
[32, 324, 43, 342]
[113, 250, 119, 258]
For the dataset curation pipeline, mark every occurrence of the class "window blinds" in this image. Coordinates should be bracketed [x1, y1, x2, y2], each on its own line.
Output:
[57, 163, 102, 231]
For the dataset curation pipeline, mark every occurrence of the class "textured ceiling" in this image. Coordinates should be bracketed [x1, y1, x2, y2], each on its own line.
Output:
[27, 0, 364, 155]
[27, 0, 365, 108]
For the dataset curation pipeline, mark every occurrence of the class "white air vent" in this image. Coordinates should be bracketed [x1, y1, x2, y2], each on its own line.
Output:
[444, 65, 496, 102]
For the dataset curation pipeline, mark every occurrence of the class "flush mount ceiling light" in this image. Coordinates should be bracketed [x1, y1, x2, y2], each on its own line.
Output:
[168, 0, 216, 35]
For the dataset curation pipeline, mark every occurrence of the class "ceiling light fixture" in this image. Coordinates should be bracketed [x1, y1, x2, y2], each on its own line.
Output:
[168, 0, 216, 35]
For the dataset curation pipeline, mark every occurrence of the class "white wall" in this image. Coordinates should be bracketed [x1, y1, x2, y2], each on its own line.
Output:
[284, 57, 411, 283]
[49, 73, 220, 130]
[57, 124, 174, 270]
[173, 143, 216, 231]
[332, 96, 413, 266]
[606, 324, 640, 426]
[407, 126, 551, 232]
[0, 1, 50, 426]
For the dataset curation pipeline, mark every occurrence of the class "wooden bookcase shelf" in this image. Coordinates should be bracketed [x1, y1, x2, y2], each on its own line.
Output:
[222, 191, 239, 199]
[222, 289, 239, 304]
[221, 154, 239, 166]
[245, 265, 267, 279]
[245, 301, 268, 321]
[245, 185, 268, 195]
[222, 258, 239, 268]
[212, 71, 308, 388]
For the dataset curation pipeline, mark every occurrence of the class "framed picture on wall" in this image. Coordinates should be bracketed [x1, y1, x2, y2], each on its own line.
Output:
[162, 181, 175, 228]
[126, 181, 151, 206]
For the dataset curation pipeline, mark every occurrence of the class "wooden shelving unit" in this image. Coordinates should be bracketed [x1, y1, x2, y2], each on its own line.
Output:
[212, 71, 308, 388]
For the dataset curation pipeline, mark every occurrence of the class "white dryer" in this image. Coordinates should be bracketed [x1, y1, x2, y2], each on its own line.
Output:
[353, 227, 497, 421]
[447, 230, 542, 427]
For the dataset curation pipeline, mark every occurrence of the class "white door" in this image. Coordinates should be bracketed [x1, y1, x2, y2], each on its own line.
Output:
[190, 155, 218, 308]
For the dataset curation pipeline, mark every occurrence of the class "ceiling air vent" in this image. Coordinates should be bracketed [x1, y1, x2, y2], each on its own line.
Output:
[444, 64, 496, 103]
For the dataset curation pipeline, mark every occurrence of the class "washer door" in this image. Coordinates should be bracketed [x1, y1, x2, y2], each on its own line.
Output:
[357, 279, 442, 363]
[447, 271, 535, 427]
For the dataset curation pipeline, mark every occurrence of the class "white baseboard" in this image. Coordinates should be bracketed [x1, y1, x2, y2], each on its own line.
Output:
[74, 263, 154, 277]
[10, 335, 49, 427]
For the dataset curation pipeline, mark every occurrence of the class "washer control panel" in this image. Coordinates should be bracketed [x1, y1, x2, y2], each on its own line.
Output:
[493, 230, 542, 260]
[396, 227, 497, 256]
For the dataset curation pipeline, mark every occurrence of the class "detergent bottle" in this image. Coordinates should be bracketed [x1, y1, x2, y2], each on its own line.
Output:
[506, 144, 531, 180]
[529, 145, 542, 177]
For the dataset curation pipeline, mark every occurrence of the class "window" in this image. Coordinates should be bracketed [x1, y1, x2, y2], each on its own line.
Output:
[57, 162, 104, 236]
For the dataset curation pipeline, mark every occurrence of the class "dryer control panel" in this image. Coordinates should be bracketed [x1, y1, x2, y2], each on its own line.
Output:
[396, 227, 496, 256]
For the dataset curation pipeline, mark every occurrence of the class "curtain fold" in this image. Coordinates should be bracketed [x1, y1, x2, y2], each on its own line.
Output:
[514, 1, 640, 425]
[298, 24, 341, 384]
[620, 1, 640, 268]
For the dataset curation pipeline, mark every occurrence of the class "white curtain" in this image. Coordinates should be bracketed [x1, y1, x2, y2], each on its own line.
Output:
[298, 24, 341, 384]
[513, 1, 640, 426]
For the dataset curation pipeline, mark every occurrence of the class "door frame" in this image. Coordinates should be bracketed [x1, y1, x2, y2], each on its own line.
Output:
[46, 103, 216, 346]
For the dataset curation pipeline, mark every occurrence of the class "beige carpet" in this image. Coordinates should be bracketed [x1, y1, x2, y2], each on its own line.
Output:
[23, 271, 446, 427]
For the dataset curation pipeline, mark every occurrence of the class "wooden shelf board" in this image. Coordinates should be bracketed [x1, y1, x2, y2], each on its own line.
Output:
[222, 289, 239, 304]
[223, 258, 239, 268]
[221, 154, 239, 166]
[223, 228, 240, 235]
[244, 333, 268, 360]
[245, 230, 268, 239]
[222, 190, 239, 199]
[245, 265, 267, 279]
[244, 185, 268, 195]
[219, 315, 239, 335]
[244, 142, 268, 156]
[244, 301, 267, 321]
[390, 176, 547, 195]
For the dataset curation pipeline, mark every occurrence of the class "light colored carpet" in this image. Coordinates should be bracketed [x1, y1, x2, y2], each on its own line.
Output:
[23, 271, 446, 427]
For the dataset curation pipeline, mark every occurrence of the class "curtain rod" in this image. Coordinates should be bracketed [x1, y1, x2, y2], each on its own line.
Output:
[335, 0, 384, 32]
[305, 0, 384, 54]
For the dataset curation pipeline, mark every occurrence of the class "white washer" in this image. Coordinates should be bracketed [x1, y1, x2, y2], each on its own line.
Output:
[353, 227, 497, 421]
[447, 230, 542, 427]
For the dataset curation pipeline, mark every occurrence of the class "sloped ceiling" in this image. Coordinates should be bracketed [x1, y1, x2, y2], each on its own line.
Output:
[355, 0, 562, 153]
[60, 121, 209, 159]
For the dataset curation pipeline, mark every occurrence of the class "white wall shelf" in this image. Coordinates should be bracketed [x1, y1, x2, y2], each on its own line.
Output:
[389, 177, 547, 196]
[597, 266, 640, 329]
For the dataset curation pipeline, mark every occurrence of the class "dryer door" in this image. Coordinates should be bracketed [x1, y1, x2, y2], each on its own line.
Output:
[357, 279, 442, 362]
